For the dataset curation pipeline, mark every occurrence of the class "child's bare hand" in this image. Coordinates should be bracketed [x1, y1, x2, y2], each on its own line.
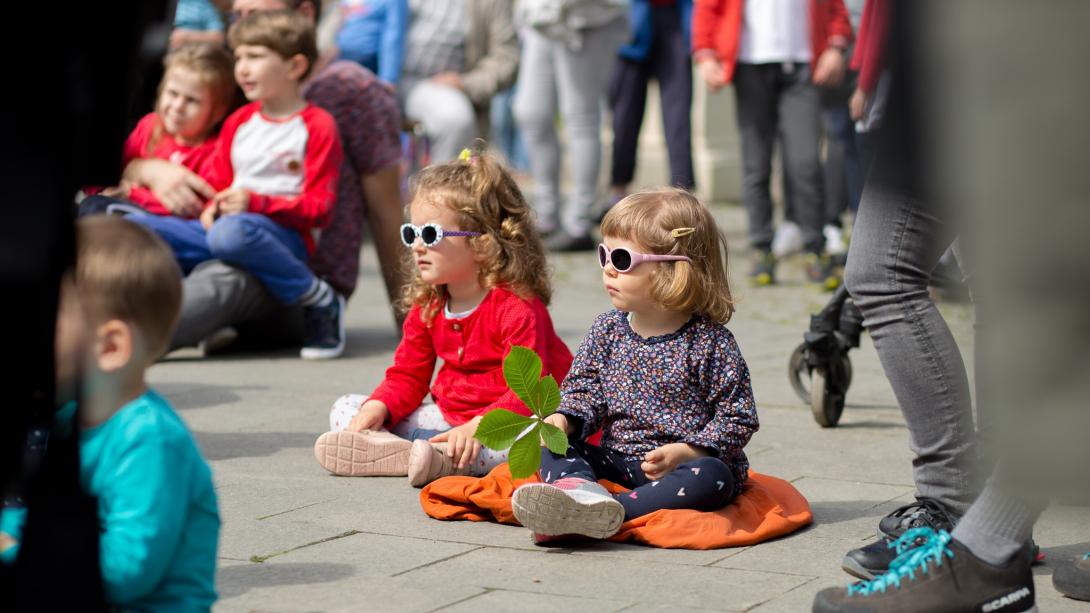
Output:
[129, 159, 213, 217]
[199, 204, 218, 231]
[698, 57, 727, 92]
[347, 400, 388, 433]
[641, 443, 709, 480]
[99, 182, 132, 199]
[429, 417, 482, 469]
[213, 189, 250, 215]
[544, 413, 571, 434]
[812, 47, 847, 87]
[849, 88, 869, 121]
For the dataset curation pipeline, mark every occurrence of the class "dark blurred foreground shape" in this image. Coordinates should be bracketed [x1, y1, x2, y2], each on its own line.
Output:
[920, 0, 1090, 503]
[0, 2, 173, 609]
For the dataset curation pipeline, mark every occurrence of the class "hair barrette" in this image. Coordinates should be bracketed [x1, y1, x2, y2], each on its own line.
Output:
[458, 148, 477, 164]
[670, 227, 696, 238]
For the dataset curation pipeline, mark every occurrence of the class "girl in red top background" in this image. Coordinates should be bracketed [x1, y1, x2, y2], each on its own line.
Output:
[314, 149, 573, 487]
[81, 43, 237, 218]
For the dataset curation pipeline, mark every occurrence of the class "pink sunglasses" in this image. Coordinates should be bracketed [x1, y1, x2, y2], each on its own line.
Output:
[598, 243, 691, 273]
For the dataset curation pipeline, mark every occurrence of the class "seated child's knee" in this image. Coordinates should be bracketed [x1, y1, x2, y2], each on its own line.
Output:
[329, 393, 367, 431]
[206, 214, 258, 258]
[689, 456, 736, 506]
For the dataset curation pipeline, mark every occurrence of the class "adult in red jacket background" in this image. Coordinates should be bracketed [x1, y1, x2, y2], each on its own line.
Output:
[692, 0, 852, 290]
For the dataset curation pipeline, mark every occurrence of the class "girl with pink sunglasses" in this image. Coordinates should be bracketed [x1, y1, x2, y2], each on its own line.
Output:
[512, 188, 759, 543]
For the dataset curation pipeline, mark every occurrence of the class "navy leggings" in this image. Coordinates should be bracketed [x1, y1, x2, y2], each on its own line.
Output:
[540, 441, 737, 519]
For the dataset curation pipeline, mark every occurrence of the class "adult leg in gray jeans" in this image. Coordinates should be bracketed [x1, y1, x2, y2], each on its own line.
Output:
[843, 183, 979, 516]
[514, 18, 628, 240]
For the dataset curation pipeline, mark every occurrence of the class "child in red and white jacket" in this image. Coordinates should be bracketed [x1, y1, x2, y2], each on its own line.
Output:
[314, 149, 573, 488]
[130, 10, 348, 360]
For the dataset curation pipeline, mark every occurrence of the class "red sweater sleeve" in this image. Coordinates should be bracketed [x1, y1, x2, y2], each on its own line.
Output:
[246, 106, 343, 232]
[850, 0, 889, 94]
[369, 305, 438, 426]
[823, 0, 854, 49]
[122, 113, 157, 168]
[692, 0, 728, 56]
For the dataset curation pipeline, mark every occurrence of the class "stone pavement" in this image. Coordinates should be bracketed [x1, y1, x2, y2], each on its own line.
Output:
[156, 205, 1089, 612]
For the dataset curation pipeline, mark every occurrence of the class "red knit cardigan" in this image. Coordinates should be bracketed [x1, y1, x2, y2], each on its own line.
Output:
[370, 287, 574, 427]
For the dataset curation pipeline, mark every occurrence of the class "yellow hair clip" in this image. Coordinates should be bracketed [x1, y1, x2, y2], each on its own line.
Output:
[670, 227, 696, 238]
[458, 148, 473, 162]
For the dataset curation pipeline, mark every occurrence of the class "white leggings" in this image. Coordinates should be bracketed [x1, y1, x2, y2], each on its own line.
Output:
[328, 394, 508, 476]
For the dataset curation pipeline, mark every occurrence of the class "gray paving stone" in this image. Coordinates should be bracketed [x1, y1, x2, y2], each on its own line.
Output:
[395, 546, 811, 611]
[440, 589, 632, 612]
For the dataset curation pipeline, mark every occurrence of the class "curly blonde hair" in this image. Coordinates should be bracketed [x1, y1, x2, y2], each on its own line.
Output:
[400, 149, 551, 323]
[600, 188, 735, 323]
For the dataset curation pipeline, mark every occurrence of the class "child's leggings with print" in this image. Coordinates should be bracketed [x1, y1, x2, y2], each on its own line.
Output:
[540, 441, 737, 519]
[328, 394, 508, 477]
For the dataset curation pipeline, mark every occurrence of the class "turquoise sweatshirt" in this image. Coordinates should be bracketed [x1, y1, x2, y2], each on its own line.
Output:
[1, 391, 220, 611]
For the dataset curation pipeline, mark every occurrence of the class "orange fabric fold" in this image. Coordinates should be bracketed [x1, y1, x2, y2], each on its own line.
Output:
[420, 464, 812, 550]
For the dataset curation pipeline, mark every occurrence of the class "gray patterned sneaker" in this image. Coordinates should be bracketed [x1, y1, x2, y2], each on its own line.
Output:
[814, 528, 1036, 613]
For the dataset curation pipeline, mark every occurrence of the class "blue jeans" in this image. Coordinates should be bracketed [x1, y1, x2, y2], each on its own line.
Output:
[131, 213, 314, 305]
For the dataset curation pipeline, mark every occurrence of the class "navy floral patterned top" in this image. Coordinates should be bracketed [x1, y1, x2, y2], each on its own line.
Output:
[558, 310, 759, 492]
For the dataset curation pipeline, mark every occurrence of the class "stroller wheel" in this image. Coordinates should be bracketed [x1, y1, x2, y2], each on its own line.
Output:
[811, 366, 847, 427]
[788, 344, 812, 404]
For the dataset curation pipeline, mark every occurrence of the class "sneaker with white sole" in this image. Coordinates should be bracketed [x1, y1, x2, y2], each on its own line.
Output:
[313, 430, 412, 476]
[407, 440, 470, 487]
[301, 293, 346, 360]
[511, 477, 625, 541]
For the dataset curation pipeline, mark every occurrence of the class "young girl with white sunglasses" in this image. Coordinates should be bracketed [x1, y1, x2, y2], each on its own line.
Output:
[512, 188, 759, 543]
[313, 150, 573, 487]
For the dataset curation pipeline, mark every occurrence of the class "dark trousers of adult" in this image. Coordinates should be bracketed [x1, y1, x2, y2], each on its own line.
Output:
[734, 62, 826, 254]
[843, 180, 980, 516]
[540, 441, 736, 520]
[609, 5, 694, 190]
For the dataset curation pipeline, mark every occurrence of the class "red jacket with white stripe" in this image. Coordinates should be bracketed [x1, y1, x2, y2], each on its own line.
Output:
[205, 102, 343, 253]
[692, 0, 853, 84]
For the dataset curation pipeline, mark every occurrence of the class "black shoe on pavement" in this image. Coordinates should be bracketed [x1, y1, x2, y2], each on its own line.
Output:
[843, 497, 959, 580]
[301, 293, 345, 360]
[814, 528, 1037, 613]
[1053, 552, 1090, 601]
[545, 229, 596, 252]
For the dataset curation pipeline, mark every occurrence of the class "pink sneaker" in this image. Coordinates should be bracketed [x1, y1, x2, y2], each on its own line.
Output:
[407, 439, 470, 487]
[511, 477, 625, 541]
[313, 430, 412, 476]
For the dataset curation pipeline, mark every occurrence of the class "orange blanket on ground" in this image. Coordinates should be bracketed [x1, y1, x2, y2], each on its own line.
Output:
[420, 464, 813, 549]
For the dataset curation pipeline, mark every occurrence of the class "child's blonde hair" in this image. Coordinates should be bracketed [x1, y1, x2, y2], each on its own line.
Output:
[401, 149, 551, 323]
[601, 188, 735, 324]
[228, 10, 319, 80]
[149, 43, 237, 154]
[75, 217, 183, 358]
